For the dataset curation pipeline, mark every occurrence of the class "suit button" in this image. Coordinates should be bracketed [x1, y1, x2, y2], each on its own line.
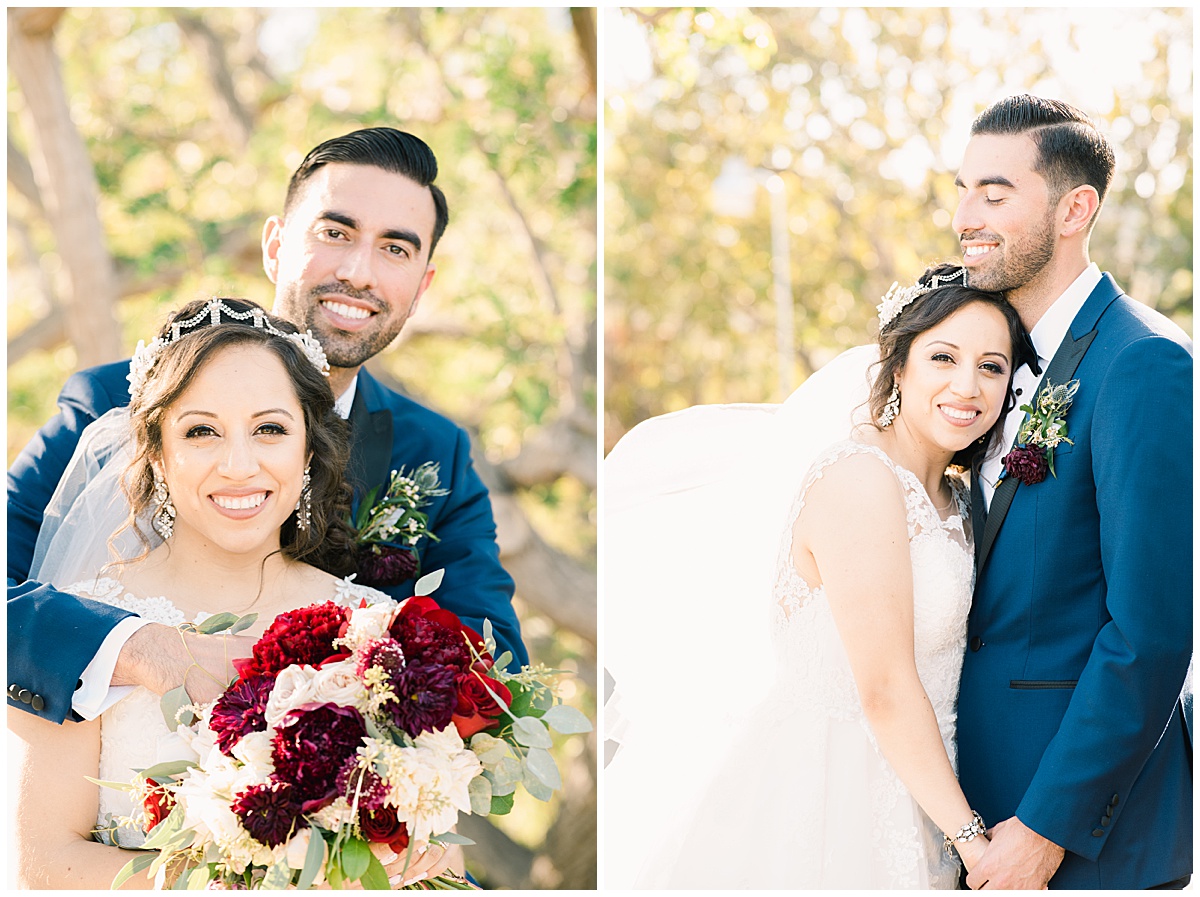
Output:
[7, 684, 20, 700]
[18, 689, 33, 704]
[1092, 828, 1104, 837]
[969, 636, 983, 652]
[1105, 806, 1113, 818]
[1111, 793, 1119, 806]
[1101, 816, 1110, 827]
[31, 695, 45, 712]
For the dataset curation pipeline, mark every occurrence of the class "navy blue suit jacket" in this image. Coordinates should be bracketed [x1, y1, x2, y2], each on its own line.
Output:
[959, 274, 1192, 888]
[8, 362, 525, 723]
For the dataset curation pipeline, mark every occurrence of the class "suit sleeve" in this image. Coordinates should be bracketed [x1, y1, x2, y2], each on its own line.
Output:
[1015, 336, 1193, 860]
[374, 428, 527, 668]
[7, 367, 134, 723]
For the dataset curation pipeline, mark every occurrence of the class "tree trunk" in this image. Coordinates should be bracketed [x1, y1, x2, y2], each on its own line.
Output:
[8, 8, 124, 367]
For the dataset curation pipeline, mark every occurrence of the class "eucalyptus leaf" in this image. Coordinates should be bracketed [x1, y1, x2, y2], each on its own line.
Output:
[185, 865, 213, 889]
[140, 759, 197, 781]
[196, 612, 239, 634]
[531, 687, 555, 713]
[261, 860, 293, 890]
[141, 806, 185, 850]
[489, 754, 522, 787]
[160, 685, 193, 731]
[512, 716, 553, 749]
[492, 651, 513, 672]
[340, 837, 371, 880]
[84, 776, 135, 792]
[112, 852, 156, 889]
[296, 828, 327, 890]
[542, 703, 593, 734]
[523, 746, 563, 790]
[433, 831, 476, 846]
[521, 761, 555, 801]
[229, 613, 258, 635]
[414, 567, 444, 596]
[469, 732, 508, 764]
[486, 770, 517, 796]
[469, 773, 494, 815]
[359, 851, 389, 891]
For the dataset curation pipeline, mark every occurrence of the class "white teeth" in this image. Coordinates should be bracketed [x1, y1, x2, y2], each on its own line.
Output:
[964, 245, 994, 257]
[212, 493, 267, 510]
[942, 407, 980, 421]
[322, 301, 371, 320]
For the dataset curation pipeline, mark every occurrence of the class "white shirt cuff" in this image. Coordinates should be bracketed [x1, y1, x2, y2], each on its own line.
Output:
[71, 616, 154, 720]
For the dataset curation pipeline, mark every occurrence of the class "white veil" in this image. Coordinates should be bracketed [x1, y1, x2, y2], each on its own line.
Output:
[30, 407, 161, 587]
[602, 343, 878, 888]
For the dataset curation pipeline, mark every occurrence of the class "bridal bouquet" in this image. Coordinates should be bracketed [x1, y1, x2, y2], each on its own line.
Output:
[99, 572, 590, 889]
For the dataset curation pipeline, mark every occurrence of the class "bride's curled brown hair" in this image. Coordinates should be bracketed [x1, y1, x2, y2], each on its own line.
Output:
[121, 298, 357, 576]
[868, 263, 1036, 469]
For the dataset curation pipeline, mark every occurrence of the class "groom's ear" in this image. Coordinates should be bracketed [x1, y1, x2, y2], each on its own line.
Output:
[262, 216, 285, 285]
[1058, 185, 1100, 238]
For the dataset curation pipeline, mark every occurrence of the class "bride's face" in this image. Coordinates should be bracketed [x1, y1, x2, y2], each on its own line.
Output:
[893, 300, 1012, 452]
[155, 343, 309, 558]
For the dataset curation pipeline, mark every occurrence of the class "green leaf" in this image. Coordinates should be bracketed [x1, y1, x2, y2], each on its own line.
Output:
[160, 685, 194, 730]
[511, 716, 553, 749]
[492, 651, 513, 671]
[542, 703, 592, 734]
[185, 865, 214, 889]
[523, 746, 562, 790]
[296, 828, 327, 890]
[414, 568, 444, 596]
[433, 831, 476, 846]
[469, 732, 508, 764]
[325, 861, 345, 890]
[521, 762, 555, 801]
[262, 860, 293, 889]
[111, 852, 157, 889]
[196, 612, 239, 634]
[140, 805, 185, 850]
[84, 776, 134, 792]
[504, 680, 534, 718]
[140, 759, 197, 781]
[229, 613, 258, 635]
[340, 836, 371, 881]
[358, 850, 390, 891]
[489, 791, 516, 816]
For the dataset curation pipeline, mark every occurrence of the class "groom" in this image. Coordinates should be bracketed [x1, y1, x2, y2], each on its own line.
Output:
[8, 128, 527, 723]
[953, 96, 1192, 889]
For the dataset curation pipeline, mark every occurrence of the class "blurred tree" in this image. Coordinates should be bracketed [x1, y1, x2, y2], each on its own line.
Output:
[605, 7, 1192, 450]
[7, 6, 595, 888]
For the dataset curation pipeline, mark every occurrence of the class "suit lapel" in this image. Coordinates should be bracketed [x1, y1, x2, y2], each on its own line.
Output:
[347, 374, 394, 501]
[976, 326, 1098, 573]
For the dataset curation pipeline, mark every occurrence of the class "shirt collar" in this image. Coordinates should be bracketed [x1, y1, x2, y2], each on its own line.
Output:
[333, 374, 358, 420]
[1028, 262, 1101, 365]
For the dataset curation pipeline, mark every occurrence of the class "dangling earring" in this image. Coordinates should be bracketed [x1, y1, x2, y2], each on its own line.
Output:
[152, 470, 176, 540]
[295, 465, 312, 531]
[878, 383, 901, 428]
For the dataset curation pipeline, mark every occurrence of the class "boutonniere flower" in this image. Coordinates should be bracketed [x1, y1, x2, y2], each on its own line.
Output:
[997, 379, 1080, 487]
[351, 462, 449, 587]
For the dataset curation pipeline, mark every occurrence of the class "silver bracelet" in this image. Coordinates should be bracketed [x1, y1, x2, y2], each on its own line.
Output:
[943, 811, 987, 858]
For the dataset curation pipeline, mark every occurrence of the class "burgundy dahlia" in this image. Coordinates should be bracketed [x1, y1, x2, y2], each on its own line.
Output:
[391, 661, 458, 737]
[231, 781, 304, 848]
[235, 602, 349, 679]
[209, 674, 275, 755]
[1001, 444, 1049, 486]
[271, 703, 368, 808]
[336, 755, 390, 812]
[356, 637, 406, 680]
[357, 544, 419, 587]
[389, 598, 472, 670]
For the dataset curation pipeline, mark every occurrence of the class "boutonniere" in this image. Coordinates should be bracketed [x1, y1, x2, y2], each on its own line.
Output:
[350, 462, 449, 587]
[997, 379, 1080, 487]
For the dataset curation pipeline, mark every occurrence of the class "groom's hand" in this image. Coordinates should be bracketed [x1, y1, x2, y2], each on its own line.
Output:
[112, 623, 254, 704]
[965, 816, 1064, 889]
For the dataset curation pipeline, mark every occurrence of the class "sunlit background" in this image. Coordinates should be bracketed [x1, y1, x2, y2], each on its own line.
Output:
[603, 7, 1193, 449]
[8, 7, 596, 887]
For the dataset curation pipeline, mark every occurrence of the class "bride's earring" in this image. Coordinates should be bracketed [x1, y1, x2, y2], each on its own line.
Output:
[295, 465, 312, 531]
[878, 383, 901, 428]
[152, 470, 176, 540]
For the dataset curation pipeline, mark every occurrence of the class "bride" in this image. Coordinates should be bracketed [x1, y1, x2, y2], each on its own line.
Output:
[604, 264, 1036, 888]
[8, 298, 453, 888]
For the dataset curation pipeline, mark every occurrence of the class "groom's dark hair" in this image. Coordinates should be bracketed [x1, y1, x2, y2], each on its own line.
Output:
[284, 127, 450, 257]
[972, 95, 1115, 228]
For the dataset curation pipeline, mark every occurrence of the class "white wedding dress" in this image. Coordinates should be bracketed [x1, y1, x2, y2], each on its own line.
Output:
[67, 576, 391, 850]
[605, 435, 975, 889]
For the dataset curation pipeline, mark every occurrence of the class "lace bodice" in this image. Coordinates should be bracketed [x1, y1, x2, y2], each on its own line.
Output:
[66, 576, 392, 849]
[769, 440, 974, 887]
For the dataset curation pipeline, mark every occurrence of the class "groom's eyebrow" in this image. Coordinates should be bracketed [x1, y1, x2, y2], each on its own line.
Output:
[321, 210, 423, 252]
[954, 174, 1016, 189]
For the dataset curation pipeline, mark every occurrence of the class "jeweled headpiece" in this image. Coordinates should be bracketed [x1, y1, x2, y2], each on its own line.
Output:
[877, 266, 969, 331]
[127, 298, 329, 401]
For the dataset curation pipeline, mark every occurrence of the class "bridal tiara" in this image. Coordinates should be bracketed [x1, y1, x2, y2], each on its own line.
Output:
[877, 266, 969, 331]
[127, 298, 330, 401]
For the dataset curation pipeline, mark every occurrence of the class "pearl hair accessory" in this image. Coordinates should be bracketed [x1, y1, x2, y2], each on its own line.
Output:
[127, 298, 329, 401]
[877, 266, 969, 331]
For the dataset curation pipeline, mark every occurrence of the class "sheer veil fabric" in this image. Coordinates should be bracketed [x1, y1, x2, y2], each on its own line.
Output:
[603, 345, 879, 888]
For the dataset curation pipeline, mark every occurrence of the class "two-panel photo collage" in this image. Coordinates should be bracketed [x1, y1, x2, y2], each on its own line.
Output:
[5, 6, 1193, 891]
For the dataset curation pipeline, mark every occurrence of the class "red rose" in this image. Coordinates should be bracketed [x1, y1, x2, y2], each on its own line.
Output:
[143, 777, 175, 832]
[451, 671, 512, 738]
[359, 804, 409, 853]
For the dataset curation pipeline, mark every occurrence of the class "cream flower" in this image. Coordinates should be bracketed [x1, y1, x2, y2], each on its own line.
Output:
[264, 665, 319, 728]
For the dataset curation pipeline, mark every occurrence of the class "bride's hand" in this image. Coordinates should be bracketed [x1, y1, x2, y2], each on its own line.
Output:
[376, 841, 463, 888]
[957, 833, 991, 876]
[113, 623, 255, 703]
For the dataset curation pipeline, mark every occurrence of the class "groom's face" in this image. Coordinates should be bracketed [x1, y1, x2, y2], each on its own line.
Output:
[952, 133, 1058, 294]
[262, 163, 438, 372]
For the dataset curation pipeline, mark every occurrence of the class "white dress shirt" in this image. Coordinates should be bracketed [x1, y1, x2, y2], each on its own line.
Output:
[73, 372, 361, 719]
[979, 263, 1102, 511]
